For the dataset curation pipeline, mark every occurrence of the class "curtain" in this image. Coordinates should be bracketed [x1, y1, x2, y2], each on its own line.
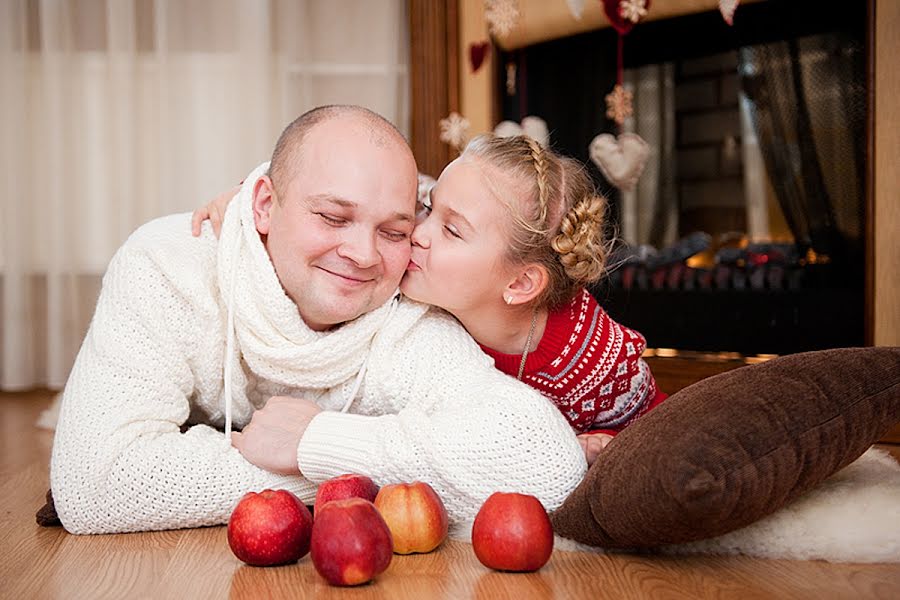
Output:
[739, 88, 771, 241]
[738, 32, 865, 263]
[621, 63, 678, 249]
[0, 0, 409, 391]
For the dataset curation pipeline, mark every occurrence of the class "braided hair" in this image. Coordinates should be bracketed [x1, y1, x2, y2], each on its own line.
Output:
[462, 134, 609, 309]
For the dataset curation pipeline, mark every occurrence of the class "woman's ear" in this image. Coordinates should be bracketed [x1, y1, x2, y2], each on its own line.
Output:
[504, 264, 550, 306]
[252, 175, 276, 235]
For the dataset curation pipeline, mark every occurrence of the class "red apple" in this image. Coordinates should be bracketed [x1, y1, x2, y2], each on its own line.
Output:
[471, 492, 554, 572]
[310, 498, 393, 586]
[314, 473, 379, 515]
[227, 489, 313, 567]
[374, 481, 449, 554]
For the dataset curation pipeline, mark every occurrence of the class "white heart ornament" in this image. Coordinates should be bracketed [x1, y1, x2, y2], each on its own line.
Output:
[521, 116, 549, 147]
[493, 116, 550, 147]
[494, 120, 524, 137]
[719, 0, 739, 25]
[589, 133, 650, 191]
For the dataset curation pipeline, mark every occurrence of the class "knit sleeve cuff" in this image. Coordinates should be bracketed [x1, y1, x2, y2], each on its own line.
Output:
[297, 411, 382, 484]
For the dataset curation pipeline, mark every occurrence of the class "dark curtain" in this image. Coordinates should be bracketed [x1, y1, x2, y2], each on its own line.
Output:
[738, 33, 866, 269]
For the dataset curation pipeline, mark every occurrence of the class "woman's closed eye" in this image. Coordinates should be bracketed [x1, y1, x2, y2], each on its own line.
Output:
[443, 223, 462, 239]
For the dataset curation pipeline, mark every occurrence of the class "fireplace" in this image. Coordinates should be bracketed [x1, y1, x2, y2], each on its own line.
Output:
[496, 0, 867, 355]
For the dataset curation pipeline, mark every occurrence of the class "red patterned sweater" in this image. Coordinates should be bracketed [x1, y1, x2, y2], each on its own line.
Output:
[480, 288, 667, 434]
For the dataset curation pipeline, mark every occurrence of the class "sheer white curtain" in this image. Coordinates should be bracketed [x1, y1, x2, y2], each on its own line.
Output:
[0, 0, 409, 391]
[621, 63, 678, 249]
[740, 89, 772, 241]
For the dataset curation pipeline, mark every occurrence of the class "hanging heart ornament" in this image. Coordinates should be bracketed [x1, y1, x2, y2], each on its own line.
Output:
[469, 41, 490, 73]
[589, 133, 650, 191]
[493, 116, 550, 147]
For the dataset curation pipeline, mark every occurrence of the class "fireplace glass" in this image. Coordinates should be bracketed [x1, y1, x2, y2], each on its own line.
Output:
[497, 0, 867, 355]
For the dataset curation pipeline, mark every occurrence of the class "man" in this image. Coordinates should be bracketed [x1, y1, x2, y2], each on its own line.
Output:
[51, 105, 585, 534]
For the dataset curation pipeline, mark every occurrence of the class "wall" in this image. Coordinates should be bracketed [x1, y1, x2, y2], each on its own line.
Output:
[675, 50, 746, 236]
[458, 0, 494, 137]
[874, 0, 900, 346]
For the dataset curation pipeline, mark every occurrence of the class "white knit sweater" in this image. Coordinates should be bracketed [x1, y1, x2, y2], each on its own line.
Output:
[50, 173, 586, 535]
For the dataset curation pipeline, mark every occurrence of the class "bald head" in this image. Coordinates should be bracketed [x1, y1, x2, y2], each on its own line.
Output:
[252, 105, 418, 331]
[269, 105, 411, 198]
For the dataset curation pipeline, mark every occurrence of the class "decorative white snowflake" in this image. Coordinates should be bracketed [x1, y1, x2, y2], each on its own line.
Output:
[439, 112, 470, 150]
[719, 0, 740, 25]
[619, 0, 648, 24]
[566, 0, 586, 20]
[484, 0, 520, 38]
[605, 84, 633, 125]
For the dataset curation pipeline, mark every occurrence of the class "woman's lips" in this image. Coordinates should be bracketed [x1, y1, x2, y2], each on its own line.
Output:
[406, 259, 421, 272]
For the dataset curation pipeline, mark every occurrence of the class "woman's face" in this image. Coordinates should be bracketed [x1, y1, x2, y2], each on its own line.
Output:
[401, 155, 520, 315]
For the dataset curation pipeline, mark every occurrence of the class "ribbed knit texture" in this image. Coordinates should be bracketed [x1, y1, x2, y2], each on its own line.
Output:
[481, 288, 667, 434]
[50, 171, 586, 535]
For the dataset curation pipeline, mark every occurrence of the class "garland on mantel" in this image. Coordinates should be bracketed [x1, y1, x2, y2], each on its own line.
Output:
[445, 1, 742, 175]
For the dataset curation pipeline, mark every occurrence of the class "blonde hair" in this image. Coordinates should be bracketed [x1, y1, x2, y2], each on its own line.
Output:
[462, 134, 609, 310]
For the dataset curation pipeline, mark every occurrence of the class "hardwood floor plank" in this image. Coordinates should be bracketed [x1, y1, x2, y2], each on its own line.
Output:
[2, 390, 898, 599]
[12, 533, 175, 599]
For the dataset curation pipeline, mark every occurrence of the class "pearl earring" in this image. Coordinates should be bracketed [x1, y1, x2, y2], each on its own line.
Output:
[505, 295, 512, 305]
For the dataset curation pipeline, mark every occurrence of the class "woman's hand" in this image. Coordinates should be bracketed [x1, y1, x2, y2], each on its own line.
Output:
[231, 396, 323, 476]
[191, 184, 240, 238]
[576, 432, 614, 466]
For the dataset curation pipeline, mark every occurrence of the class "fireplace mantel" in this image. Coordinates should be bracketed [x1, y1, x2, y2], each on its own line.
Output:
[495, 0, 766, 51]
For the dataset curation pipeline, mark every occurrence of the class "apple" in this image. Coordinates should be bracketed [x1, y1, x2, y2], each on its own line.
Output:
[471, 492, 554, 572]
[310, 498, 393, 586]
[374, 481, 449, 554]
[227, 489, 313, 567]
[314, 473, 380, 515]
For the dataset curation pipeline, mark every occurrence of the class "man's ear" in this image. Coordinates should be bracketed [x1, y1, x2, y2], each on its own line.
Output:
[252, 175, 276, 235]
[504, 264, 550, 306]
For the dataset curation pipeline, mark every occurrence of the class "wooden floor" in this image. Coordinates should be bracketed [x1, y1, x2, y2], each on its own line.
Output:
[2, 391, 899, 600]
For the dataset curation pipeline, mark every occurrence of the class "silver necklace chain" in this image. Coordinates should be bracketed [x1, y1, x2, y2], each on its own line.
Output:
[516, 308, 539, 381]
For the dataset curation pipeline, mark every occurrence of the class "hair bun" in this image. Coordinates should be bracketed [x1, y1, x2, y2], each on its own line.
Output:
[551, 195, 608, 284]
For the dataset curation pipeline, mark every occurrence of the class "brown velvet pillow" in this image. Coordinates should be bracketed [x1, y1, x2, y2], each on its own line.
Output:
[551, 347, 900, 549]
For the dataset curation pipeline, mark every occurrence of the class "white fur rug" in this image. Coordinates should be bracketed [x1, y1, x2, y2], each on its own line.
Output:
[451, 448, 900, 563]
[660, 448, 900, 563]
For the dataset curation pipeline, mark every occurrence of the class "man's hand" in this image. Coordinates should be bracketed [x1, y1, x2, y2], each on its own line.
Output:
[576, 432, 614, 466]
[231, 396, 323, 475]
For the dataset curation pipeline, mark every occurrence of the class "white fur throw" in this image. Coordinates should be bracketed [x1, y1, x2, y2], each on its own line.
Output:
[452, 448, 900, 563]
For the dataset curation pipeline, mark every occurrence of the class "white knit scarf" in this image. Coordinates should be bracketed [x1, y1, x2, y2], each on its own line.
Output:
[216, 163, 400, 437]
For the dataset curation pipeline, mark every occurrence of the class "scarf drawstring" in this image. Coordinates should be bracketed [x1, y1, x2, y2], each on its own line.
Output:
[224, 288, 401, 440]
[218, 163, 413, 445]
[339, 292, 400, 413]
[223, 212, 242, 443]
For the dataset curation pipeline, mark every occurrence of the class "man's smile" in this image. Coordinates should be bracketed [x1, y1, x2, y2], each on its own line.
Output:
[316, 266, 374, 286]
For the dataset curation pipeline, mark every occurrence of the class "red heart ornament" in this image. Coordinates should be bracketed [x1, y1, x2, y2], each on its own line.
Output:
[601, 0, 651, 35]
[469, 41, 490, 73]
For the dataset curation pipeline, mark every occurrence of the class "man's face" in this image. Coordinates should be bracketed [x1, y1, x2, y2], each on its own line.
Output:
[254, 117, 417, 331]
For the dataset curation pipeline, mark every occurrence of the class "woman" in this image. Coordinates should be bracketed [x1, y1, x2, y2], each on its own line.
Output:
[194, 135, 666, 464]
